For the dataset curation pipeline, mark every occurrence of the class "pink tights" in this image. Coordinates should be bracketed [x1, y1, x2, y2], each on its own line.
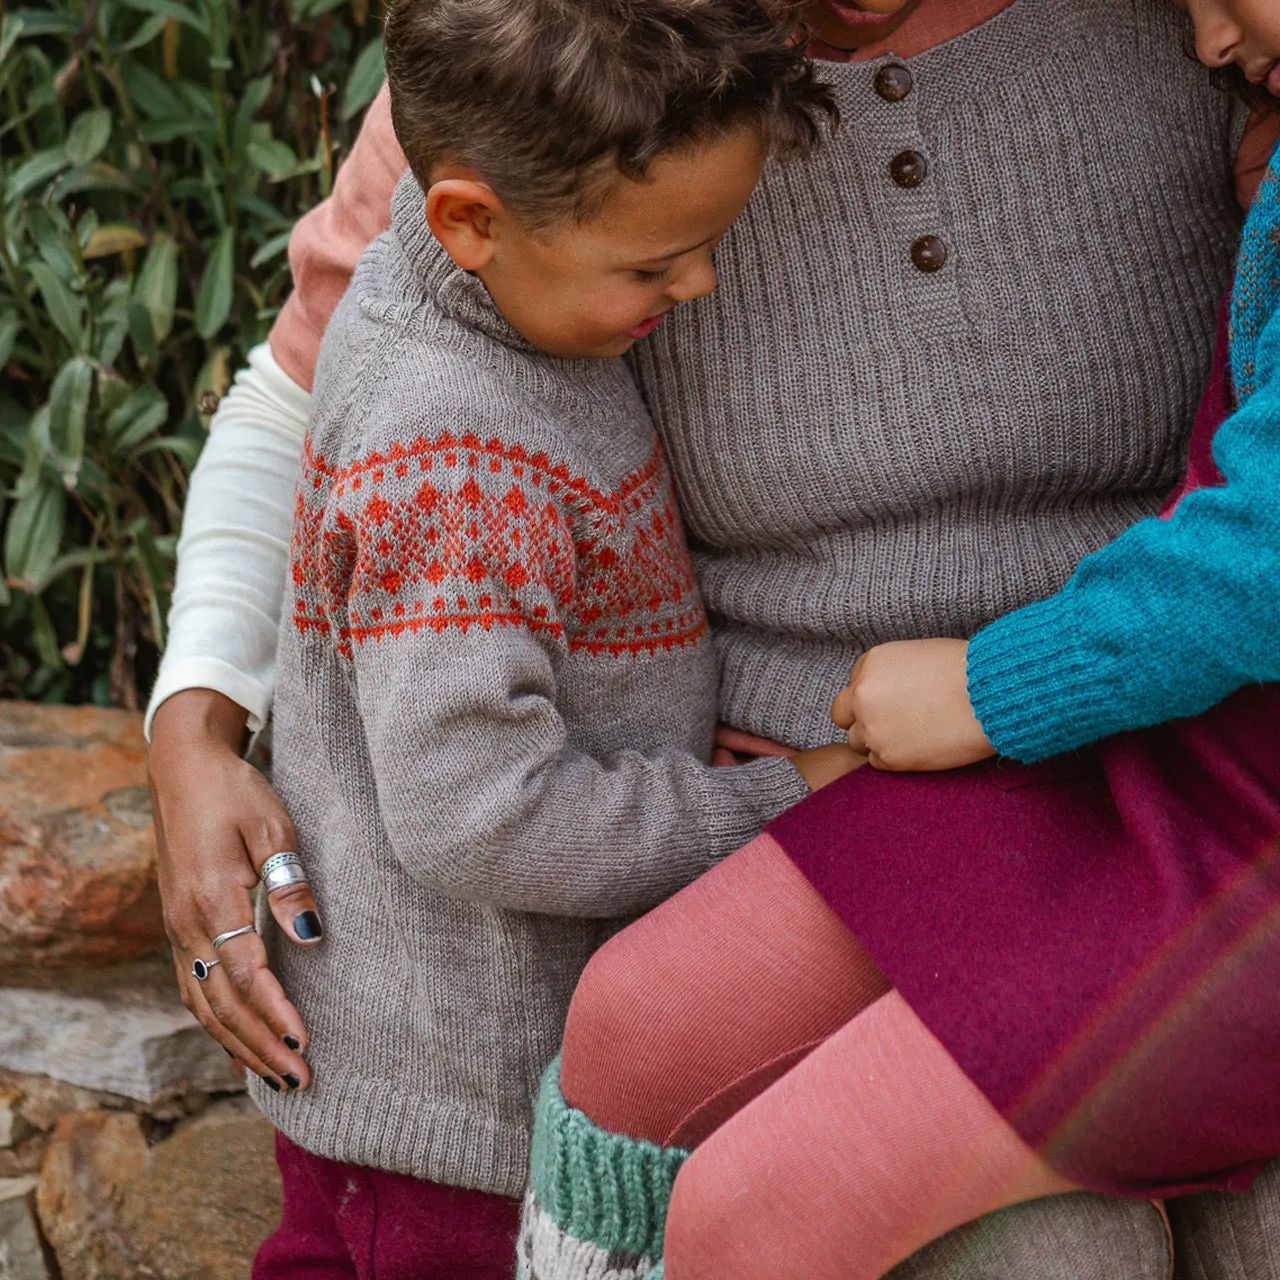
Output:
[560, 834, 1077, 1280]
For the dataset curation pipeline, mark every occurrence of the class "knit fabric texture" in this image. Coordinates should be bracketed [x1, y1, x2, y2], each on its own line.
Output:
[629, 0, 1245, 751]
[517, 1059, 687, 1280]
[968, 140, 1280, 762]
[250, 172, 808, 1192]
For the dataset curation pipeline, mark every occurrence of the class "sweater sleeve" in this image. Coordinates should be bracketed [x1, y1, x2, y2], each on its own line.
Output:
[321, 435, 809, 918]
[967, 308, 1280, 763]
[144, 343, 309, 737]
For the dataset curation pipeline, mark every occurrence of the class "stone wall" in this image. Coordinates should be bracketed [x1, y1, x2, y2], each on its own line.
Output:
[0, 703, 281, 1279]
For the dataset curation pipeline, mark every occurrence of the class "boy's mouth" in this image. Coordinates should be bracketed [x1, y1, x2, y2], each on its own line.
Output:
[626, 314, 667, 341]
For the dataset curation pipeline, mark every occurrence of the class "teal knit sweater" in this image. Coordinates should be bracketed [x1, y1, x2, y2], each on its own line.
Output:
[967, 148, 1280, 763]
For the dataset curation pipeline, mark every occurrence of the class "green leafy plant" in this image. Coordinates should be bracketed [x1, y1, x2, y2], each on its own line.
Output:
[0, 0, 383, 706]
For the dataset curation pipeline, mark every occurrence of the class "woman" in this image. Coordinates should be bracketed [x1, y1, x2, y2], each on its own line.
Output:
[148, 0, 1278, 1275]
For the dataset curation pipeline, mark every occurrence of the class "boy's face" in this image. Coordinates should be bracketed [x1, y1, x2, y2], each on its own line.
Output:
[471, 127, 767, 359]
[1175, 0, 1280, 93]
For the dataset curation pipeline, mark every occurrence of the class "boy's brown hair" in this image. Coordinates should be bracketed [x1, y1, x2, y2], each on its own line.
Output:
[384, 0, 837, 227]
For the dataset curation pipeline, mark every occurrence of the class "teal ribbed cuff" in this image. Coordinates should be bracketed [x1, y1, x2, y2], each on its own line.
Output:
[967, 594, 1129, 763]
[529, 1057, 689, 1262]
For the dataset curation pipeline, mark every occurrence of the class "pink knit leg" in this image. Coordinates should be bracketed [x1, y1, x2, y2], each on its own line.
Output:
[664, 990, 1077, 1280]
[560, 833, 890, 1146]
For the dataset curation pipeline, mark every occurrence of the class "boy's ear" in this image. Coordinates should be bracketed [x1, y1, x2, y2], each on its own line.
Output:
[425, 178, 504, 272]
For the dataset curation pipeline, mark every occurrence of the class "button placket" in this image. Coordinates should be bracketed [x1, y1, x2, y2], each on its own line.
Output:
[862, 57, 964, 335]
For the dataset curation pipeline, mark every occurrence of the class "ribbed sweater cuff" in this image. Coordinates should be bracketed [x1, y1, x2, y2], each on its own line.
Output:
[967, 597, 1128, 764]
[697, 756, 809, 862]
[528, 1058, 688, 1262]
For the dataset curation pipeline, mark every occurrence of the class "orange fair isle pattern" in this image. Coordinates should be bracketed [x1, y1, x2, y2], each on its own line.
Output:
[291, 431, 708, 660]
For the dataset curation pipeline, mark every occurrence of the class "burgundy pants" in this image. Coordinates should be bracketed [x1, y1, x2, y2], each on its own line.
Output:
[253, 1132, 520, 1280]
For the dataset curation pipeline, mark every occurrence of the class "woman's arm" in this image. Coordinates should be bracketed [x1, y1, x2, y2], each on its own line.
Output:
[145, 344, 308, 735]
[147, 90, 404, 1081]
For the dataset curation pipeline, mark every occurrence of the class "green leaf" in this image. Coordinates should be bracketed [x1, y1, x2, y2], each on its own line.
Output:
[250, 228, 292, 268]
[246, 135, 298, 178]
[233, 75, 273, 154]
[25, 204, 81, 281]
[0, 313, 18, 368]
[134, 233, 179, 343]
[120, 60, 184, 118]
[129, 522, 172, 648]
[47, 356, 94, 486]
[4, 479, 66, 589]
[51, 162, 137, 200]
[140, 116, 215, 145]
[0, 15, 24, 64]
[65, 109, 113, 166]
[28, 594, 63, 670]
[118, 0, 205, 34]
[106, 383, 169, 449]
[127, 298, 159, 365]
[120, 10, 170, 50]
[28, 262, 85, 348]
[131, 434, 201, 468]
[8, 10, 78, 35]
[195, 227, 234, 338]
[27, 546, 112, 595]
[7, 147, 71, 200]
[340, 36, 383, 122]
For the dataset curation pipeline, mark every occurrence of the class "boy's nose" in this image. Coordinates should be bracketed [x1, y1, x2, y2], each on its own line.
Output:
[668, 258, 718, 303]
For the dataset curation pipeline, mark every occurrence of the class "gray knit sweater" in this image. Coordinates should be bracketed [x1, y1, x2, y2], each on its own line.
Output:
[251, 174, 808, 1192]
[632, 0, 1248, 747]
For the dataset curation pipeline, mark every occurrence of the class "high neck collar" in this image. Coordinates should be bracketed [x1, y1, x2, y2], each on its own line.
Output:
[390, 172, 539, 354]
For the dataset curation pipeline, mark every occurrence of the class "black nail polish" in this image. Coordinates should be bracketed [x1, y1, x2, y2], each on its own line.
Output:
[261, 1075, 282, 1092]
[283, 1073, 301, 1090]
[294, 911, 323, 941]
[283, 1035, 301, 1052]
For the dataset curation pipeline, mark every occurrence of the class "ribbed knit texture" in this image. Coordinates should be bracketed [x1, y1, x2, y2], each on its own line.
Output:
[251, 173, 809, 1192]
[968, 143, 1280, 762]
[630, 0, 1246, 750]
[518, 1059, 686, 1280]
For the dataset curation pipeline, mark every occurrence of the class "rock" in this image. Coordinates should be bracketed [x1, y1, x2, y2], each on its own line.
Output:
[0, 1086, 33, 1152]
[0, 979, 240, 1105]
[0, 1176, 52, 1280]
[38, 1103, 281, 1280]
[0, 701, 164, 967]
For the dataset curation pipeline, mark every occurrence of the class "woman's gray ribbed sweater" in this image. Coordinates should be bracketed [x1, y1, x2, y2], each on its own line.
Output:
[632, 0, 1247, 748]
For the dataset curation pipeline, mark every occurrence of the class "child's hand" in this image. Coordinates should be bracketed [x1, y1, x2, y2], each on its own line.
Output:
[829, 639, 995, 772]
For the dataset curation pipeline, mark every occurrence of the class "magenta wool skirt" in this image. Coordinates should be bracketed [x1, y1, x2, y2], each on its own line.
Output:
[770, 299, 1280, 1198]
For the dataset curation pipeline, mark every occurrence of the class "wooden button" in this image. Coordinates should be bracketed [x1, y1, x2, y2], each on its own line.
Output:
[874, 64, 913, 102]
[910, 235, 947, 272]
[890, 150, 928, 188]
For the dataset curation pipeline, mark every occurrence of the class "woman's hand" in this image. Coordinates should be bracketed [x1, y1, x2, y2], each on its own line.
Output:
[148, 689, 318, 1091]
[830, 639, 996, 772]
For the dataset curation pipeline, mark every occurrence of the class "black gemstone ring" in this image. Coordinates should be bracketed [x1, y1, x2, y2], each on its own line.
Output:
[191, 957, 220, 982]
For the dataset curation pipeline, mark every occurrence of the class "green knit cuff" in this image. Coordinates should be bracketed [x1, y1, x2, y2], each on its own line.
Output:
[529, 1056, 690, 1262]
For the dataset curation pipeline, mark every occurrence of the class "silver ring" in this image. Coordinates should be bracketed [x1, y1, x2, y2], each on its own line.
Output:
[212, 923, 257, 950]
[263, 863, 310, 895]
[191, 957, 220, 981]
[259, 851, 302, 882]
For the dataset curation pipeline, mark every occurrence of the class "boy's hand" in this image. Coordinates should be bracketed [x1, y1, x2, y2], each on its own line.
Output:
[830, 639, 995, 772]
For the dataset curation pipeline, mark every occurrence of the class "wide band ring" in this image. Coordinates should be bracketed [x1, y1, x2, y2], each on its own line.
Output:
[212, 923, 258, 950]
[259, 851, 302, 882]
[262, 863, 309, 895]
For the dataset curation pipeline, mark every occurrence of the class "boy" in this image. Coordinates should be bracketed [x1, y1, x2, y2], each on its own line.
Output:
[242, 2, 850, 1273]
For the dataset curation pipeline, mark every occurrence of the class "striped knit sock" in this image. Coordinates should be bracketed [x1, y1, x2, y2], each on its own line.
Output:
[517, 1057, 688, 1280]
